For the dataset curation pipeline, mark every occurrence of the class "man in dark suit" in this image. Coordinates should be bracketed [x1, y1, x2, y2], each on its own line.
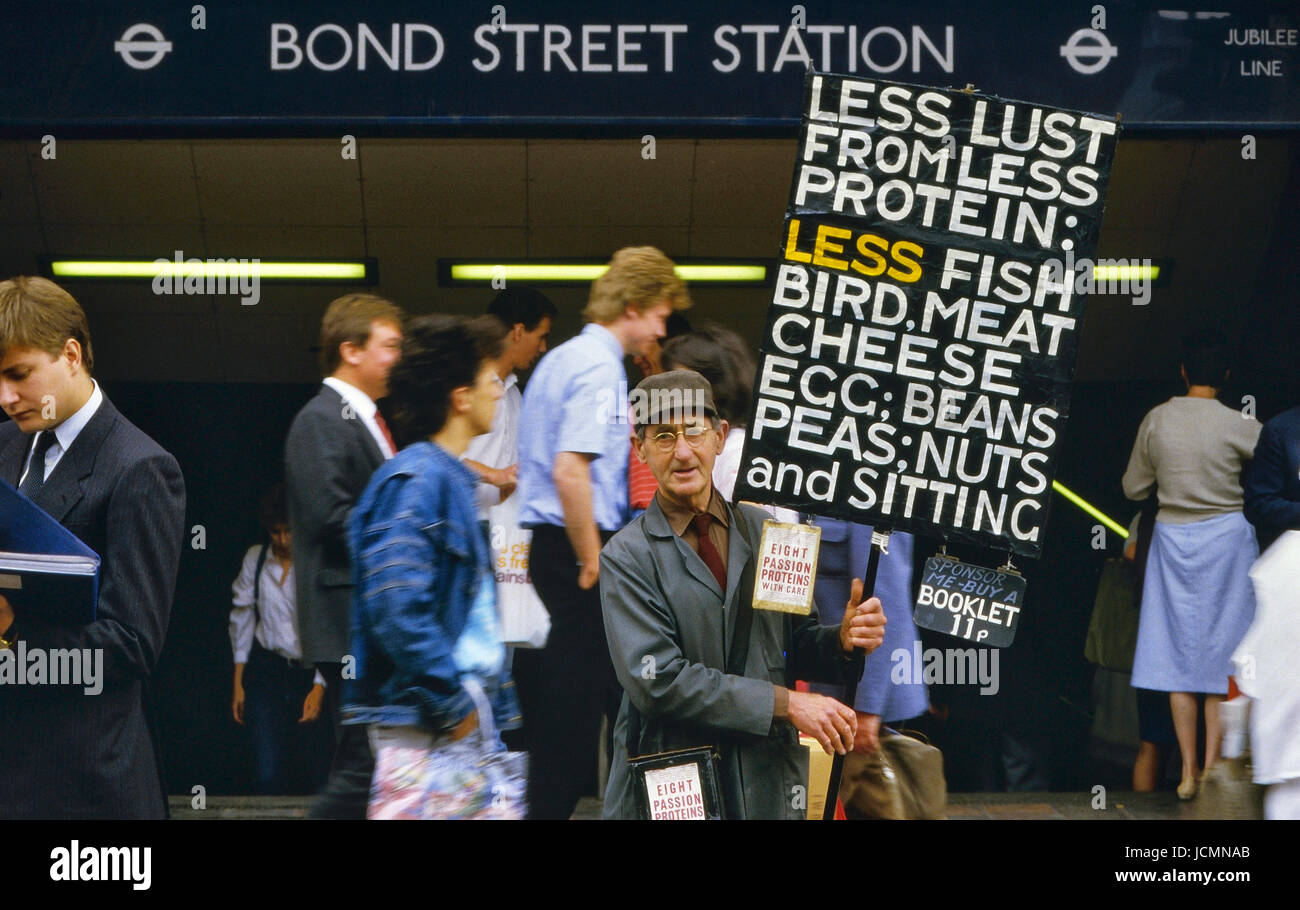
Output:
[1244, 404, 1300, 553]
[285, 292, 402, 818]
[0, 276, 185, 819]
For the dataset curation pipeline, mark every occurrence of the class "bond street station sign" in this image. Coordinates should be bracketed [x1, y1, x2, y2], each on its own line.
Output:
[2, 1, 1296, 135]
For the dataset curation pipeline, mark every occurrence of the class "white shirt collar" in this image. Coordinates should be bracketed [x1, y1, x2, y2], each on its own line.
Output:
[322, 376, 377, 419]
[52, 379, 103, 453]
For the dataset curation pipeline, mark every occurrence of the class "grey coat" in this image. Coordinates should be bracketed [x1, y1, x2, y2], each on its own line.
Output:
[599, 497, 854, 820]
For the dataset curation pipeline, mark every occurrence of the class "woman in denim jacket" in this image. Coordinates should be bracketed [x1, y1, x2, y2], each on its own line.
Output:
[342, 315, 522, 818]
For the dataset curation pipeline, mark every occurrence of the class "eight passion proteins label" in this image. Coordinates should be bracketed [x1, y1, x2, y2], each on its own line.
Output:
[754, 520, 822, 614]
[643, 763, 707, 820]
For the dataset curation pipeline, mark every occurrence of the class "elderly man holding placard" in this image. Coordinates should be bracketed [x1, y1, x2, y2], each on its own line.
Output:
[599, 369, 886, 820]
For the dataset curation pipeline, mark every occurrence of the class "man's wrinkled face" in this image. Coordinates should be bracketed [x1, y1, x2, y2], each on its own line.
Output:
[0, 342, 80, 434]
[634, 412, 727, 508]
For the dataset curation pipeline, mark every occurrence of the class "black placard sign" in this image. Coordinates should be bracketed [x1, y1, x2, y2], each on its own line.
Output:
[734, 73, 1119, 558]
[913, 555, 1026, 647]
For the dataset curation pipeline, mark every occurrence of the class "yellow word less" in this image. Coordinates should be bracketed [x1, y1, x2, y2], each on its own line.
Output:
[784, 218, 924, 284]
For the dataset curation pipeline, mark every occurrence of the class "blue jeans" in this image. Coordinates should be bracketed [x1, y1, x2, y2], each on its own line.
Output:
[244, 645, 318, 795]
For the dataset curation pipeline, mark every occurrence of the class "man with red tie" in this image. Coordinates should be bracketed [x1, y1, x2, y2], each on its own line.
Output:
[285, 293, 403, 818]
[598, 369, 887, 819]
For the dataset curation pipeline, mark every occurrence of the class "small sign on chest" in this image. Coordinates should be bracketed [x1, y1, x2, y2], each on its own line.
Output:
[753, 520, 822, 615]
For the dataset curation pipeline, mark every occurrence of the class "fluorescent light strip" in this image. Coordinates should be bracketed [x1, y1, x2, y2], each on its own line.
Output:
[1052, 479, 1128, 538]
[451, 264, 604, 282]
[449, 263, 767, 283]
[450, 263, 1151, 284]
[49, 260, 369, 280]
[676, 265, 767, 282]
[1092, 264, 1160, 281]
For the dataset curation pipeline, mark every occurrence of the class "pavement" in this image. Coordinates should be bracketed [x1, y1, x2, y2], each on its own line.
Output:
[170, 790, 1251, 820]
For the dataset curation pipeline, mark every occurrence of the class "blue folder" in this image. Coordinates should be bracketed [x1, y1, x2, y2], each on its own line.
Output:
[0, 478, 100, 624]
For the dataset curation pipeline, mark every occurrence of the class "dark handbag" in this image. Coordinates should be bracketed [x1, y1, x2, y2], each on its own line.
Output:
[839, 727, 947, 820]
[1084, 559, 1141, 672]
[625, 507, 757, 821]
[1084, 496, 1157, 673]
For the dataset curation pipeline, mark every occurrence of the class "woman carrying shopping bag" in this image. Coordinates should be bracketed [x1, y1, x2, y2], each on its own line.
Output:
[342, 315, 524, 819]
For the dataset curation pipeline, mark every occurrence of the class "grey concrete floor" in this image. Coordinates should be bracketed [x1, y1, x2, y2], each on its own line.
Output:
[170, 790, 1257, 820]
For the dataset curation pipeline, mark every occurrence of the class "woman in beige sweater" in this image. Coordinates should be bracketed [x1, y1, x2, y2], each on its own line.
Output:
[1123, 342, 1262, 800]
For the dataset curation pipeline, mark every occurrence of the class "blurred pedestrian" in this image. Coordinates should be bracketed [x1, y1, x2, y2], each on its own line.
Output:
[285, 292, 403, 818]
[343, 315, 523, 819]
[462, 288, 556, 516]
[1123, 340, 1262, 800]
[1234, 530, 1300, 819]
[461, 288, 555, 753]
[516, 246, 690, 819]
[229, 484, 327, 794]
[1242, 403, 1300, 553]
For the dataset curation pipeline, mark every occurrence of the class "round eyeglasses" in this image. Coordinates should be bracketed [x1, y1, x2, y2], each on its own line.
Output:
[647, 425, 712, 453]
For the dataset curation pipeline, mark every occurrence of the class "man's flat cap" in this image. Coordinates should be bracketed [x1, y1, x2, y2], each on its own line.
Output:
[630, 369, 718, 428]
